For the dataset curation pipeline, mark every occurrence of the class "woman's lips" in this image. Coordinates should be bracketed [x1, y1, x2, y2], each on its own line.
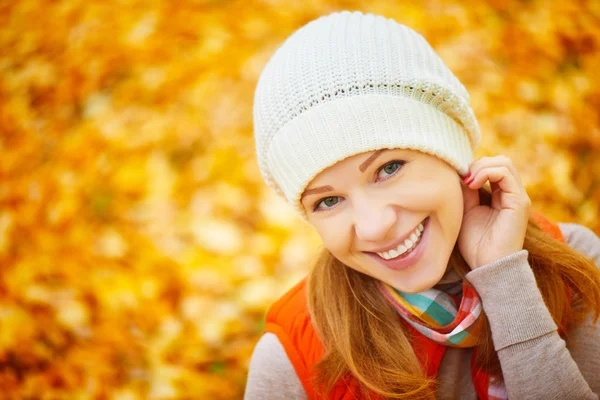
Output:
[364, 217, 430, 271]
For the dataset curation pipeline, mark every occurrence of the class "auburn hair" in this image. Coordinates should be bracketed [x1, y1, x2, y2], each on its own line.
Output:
[306, 186, 600, 399]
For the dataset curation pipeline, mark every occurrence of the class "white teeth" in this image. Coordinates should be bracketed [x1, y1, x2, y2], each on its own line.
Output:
[376, 220, 426, 260]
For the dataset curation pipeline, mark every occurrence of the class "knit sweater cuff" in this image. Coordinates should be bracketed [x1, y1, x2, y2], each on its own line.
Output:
[465, 249, 558, 351]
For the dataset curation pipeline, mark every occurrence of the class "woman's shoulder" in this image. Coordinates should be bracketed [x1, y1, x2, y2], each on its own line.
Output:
[557, 222, 600, 268]
[244, 333, 308, 400]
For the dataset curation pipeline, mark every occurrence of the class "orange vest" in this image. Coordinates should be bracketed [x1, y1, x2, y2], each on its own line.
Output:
[263, 212, 566, 399]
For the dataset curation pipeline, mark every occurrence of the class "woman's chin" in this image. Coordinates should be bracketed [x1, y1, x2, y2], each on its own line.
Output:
[384, 265, 447, 293]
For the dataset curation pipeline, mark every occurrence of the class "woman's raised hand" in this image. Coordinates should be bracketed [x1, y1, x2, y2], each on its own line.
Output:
[458, 155, 531, 270]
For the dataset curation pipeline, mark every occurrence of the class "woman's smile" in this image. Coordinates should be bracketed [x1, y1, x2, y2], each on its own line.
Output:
[367, 217, 428, 259]
[364, 216, 430, 271]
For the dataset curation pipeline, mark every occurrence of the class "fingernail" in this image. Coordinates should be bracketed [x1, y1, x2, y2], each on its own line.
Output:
[465, 176, 474, 185]
[462, 172, 472, 181]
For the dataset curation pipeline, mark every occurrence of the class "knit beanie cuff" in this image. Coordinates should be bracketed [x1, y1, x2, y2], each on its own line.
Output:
[267, 94, 474, 222]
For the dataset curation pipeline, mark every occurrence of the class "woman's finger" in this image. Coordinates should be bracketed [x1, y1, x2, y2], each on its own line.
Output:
[466, 156, 523, 187]
[465, 166, 526, 210]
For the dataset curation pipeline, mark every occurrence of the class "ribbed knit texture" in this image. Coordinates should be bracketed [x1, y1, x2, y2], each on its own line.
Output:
[253, 10, 481, 222]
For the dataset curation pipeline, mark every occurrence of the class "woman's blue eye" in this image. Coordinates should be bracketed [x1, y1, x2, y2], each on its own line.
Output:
[377, 160, 404, 180]
[313, 196, 339, 212]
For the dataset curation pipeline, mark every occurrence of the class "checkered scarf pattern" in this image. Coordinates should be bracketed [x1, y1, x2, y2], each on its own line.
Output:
[379, 280, 508, 399]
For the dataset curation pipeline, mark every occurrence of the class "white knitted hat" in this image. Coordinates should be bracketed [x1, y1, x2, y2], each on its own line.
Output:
[253, 10, 481, 223]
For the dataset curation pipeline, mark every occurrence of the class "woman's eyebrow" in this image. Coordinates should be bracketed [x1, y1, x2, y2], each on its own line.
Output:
[301, 185, 334, 200]
[359, 148, 386, 172]
[300, 149, 388, 200]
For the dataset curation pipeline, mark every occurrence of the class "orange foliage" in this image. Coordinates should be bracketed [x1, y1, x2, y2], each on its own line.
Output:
[0, 0, 598, 398]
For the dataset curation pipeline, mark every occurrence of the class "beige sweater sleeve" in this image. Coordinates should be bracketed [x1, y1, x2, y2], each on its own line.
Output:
[244, 332, 309, 400]
[244, 223, 600, 399]
[465, 223, 600, 399]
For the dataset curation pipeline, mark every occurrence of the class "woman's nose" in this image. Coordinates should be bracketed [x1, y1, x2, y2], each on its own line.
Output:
[353, 198, 396, 242]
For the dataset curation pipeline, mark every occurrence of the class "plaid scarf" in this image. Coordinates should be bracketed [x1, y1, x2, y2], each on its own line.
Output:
[379, 279, 508, 400]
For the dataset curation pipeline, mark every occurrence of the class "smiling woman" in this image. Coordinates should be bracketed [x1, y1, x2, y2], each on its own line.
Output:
[245, 10, 600, 400]
[300, 148, 464, 295]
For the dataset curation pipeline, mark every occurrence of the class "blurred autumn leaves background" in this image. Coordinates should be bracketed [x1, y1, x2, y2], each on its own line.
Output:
[1, 0, 599, 398]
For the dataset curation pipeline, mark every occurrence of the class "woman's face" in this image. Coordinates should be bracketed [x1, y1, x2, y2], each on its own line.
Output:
[301, 148, 465, 294]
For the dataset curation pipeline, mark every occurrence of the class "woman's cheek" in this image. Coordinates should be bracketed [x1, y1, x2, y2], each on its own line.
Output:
[406, 168, 461, 207]
[391, 180, 443, 210]
[316, 221, 348, 256]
